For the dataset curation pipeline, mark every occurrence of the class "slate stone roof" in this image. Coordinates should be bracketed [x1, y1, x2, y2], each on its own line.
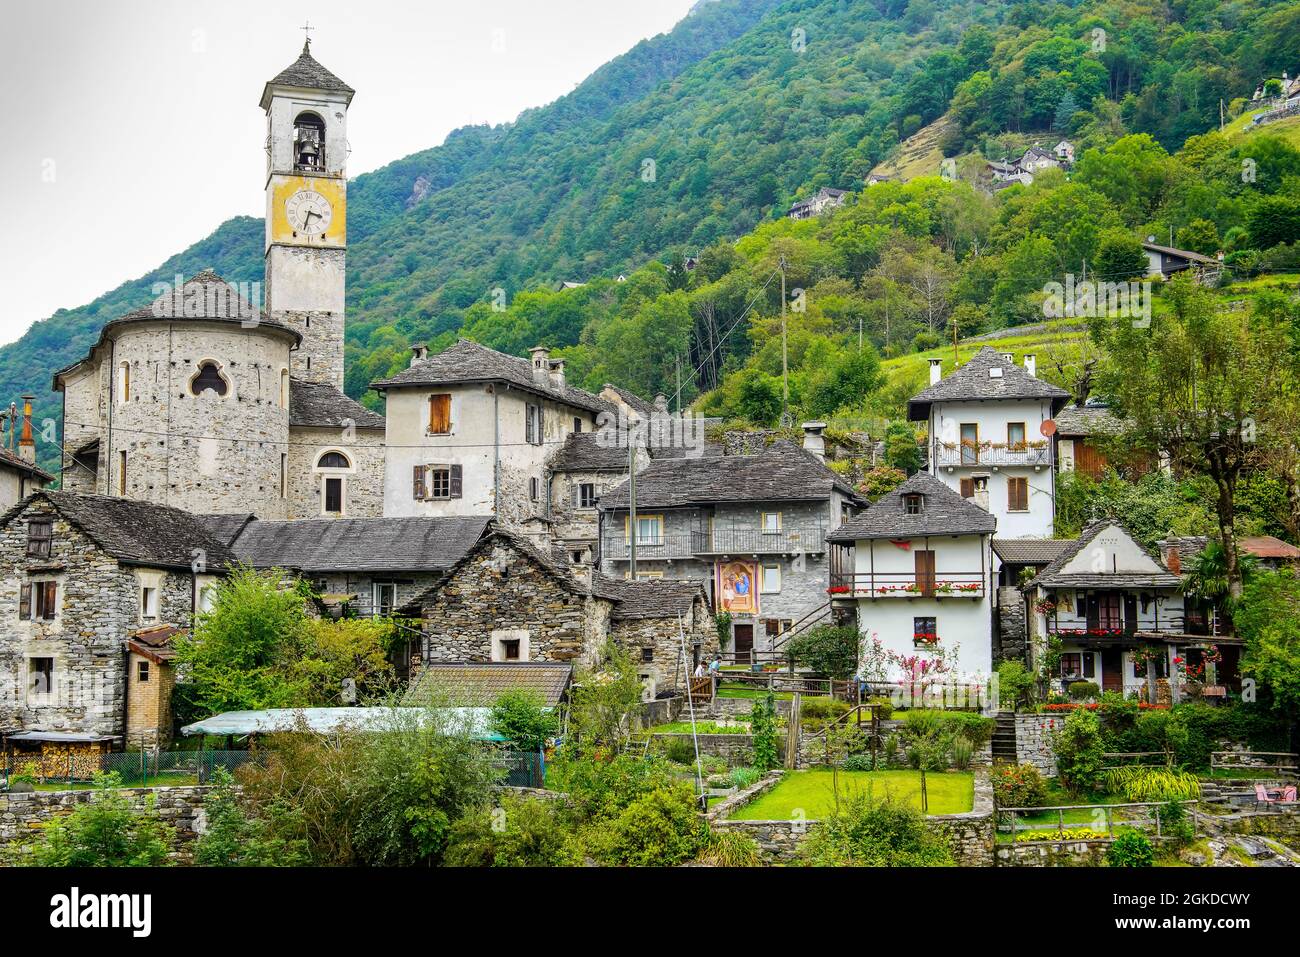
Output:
[53, 271, 301, 388]
[198, 512, 257, 548]
[549, 432, 630, 472]
[2, 491, 236, 571]
[907, 346, 1070, 421]
[0, 447, 53, 483]
[1029, 520, 1182, 590]
[227, 515, 490, 573]
[827, 472, 996, 542]
[992, 538, 1073, 565]
[1159, 534, 1300, 568]
[603, 384, 657, 418]
[408, 662, 573, 708]
[261, 41, 355, 107]
[370, 339, 614, 415]
[1054, 404, 1119, 437]
[289, 378, 385, 429]
[598, 448, 860, 509]
[595, 575, 706, 620]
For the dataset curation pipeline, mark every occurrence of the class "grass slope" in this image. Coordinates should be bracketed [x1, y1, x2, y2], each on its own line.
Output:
[727, 769, 974, 819]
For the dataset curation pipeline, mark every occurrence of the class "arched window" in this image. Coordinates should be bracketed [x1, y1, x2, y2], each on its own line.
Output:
[293, 112, 326, 171]
[316, 450, 350, 469]
[189, 361, 228, 397]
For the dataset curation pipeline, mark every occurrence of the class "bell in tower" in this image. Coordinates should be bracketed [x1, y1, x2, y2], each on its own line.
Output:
[293, 112, 325, 171]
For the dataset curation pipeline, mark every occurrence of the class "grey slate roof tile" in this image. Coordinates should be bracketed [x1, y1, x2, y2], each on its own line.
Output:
[1054, 404, 1120, 437]
[827, 472, 996, 541]
[1028, 520, 1182, 589]
[289, 378, 385, 429]
[371, 339, 615, 416]
[0, 447, 54, 484]
[263, 42, 354, 99]
[408, 662, 572, 708]
[3, 491, 237, 571]
[227, 515, 490, 573]
[549, 432, 630, 472]
[908, 346, 1070, 421]
[992, 538, 1073, 564]
[594, 575, 706, 620]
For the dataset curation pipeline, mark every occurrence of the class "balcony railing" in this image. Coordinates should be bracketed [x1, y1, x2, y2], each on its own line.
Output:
[600, 535, 695, 561]
[691, 526, 827, 555]
[933, 441, 1051, 468]
[828, 571, 986, 599]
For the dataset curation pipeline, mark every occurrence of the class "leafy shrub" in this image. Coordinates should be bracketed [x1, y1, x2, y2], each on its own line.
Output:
[950, 735, 974, 770]
[1155, 800, 1196, 847]
[750, 693, 782, 771]
[192, 768, 308, 867]
[444, 795, 577, 867]
[1015, 827, 1101, 842]
[488, 689, 557, 753]
[866, 696, 894, 720]
[841, 753, 879, 772]
[800, 794, 953, 867]
[997, 660, 1034, 711]
[1053, 707, 1105, 795]
[901, 709, 994, 749]
[550, 753, 679, 823]
[1107, 830, 1155, 867]
[661, 737, 697, 764]
[729, 766, 761, 790]
[800, 697, 852, 733]
[785, 625, 861, 680]
[1068, 681, 1100, 701]
[1103, 766, 1202, 803]
[590, 783, 707, 866]
[696, 830, 762, 867]
[21, 774, 174, 867]
[990, 762, 1049, 808]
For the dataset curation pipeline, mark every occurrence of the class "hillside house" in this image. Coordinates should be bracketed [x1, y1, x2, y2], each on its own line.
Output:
[1142, 242, 1219, 280]
[788, 187, 848, 219]
[828, 472, 997, 681]
[1054, 403, 1120, 479]
[597, 433, 864, 661]
[547, 432, 649, 566]
[911, 348, 1071, 538]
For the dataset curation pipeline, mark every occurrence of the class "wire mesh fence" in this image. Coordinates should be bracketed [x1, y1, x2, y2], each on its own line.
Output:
[2, 750, 256, 789]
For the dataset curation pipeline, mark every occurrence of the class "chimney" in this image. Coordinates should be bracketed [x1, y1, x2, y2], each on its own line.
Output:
[528, 346, 550, 385]
[928, 358, 943, 385]
[802, 421, 827, 461]
[549, 358, 566, 390]
[409, 343, 428, 366]
[1023, 354, 1037, 377]
[19, 395, 35, 463]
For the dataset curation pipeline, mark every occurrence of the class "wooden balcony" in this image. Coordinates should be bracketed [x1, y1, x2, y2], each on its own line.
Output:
[828, 571, 986, 600]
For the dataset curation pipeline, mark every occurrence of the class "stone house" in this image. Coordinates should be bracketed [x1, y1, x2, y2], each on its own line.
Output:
[372, 339, 616, 526]
[827, 471, 998, 681]
[410, 525, 716, 692]
[788, 186, 848, 219]
[0, 491, 233, 756]
[597, 437, 864, 661]
[546, 431, 648, 566]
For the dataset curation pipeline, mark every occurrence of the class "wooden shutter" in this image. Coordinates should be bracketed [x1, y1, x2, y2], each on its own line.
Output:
[41, 581, 57, 620]
[428, 394, 451, 434]
[571, 484, 581, 507]
[1008, 477, 1028, 511]
[959, 478, 974, 498]
[915, 550, 936, 596]
[19, 583, 31, 620]
[412, 465, 427, 500]
[449, 464, 463, 498]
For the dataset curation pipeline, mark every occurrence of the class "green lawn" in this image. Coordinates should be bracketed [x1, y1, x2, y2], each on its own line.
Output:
[650, 721, 750, 734]
[717, 685, 794, 701]
[727, 770, 973, 820]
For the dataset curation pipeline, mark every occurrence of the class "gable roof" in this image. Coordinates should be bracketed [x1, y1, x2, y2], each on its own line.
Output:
[260, 41, 355, 108]
[370, 338, 614, 415]
[602, 383, 657, 418]
[1029, 520, 1182, 589]
[992, 538, 1073, 565]
[227, 515, 490, 573]
[0, 446, 54, 484]
[908, 347, 1070, 421]
[407, 662, 573, 708]
[1054, 404, 1119, 437]
[2, 491, 236, 571]
[827, 471, 996, 541]
[1140, 242, 1217, 265]
[599, 446, 859, 510]
[549, 432, 631, 472]
[595, 575, 707, 620]
[53, 270, 300, 388]
[289, 378, 385, 429]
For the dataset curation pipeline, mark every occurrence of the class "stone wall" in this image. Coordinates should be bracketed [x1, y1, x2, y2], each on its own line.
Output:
[635, 695, 684, 729]
[420, 538, 608, 664]
[994, 585, 1027, 663]
[286, 424, 386, 519]
[0, 785, 213, 861]
[610, 596, 719, 693]
[1014, 713, 1059, 776]
[649, 733, 754, 767]
[995, 838, 1112, 867]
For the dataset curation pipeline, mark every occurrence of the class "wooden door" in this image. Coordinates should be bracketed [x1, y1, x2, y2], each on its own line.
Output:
[733, 624, 754, 664]
[915, 550, 936, 596]
[1101, 649, 1123, 693]
[1123, 594, 1138, 636]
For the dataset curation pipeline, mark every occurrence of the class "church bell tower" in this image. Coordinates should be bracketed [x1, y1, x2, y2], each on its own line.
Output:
[261, 36, 353, 390]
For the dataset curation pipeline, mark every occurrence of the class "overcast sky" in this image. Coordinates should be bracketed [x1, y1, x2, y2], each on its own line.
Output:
[0, 0, 699, 345]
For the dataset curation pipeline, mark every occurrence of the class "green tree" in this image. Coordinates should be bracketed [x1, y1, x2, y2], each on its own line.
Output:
[23, 774, 173, 867]
[1053, 707, 1105, 795]
[750, 692, 782, 771]
[489, 689, 558, 753]
[565, 643, 646, 756]
[786, 625, 861, 680]
[1238, 569, 1300, 724]
[1175, 219, 1221, 256]
[1247, 196, 1300, 250]
[1091, 229, 1148, 282]
[884, 422, 922, 473]
[191, 768, 309, 867]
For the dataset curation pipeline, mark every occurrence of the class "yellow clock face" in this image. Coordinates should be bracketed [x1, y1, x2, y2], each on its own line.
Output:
[286, 190, 332, 236]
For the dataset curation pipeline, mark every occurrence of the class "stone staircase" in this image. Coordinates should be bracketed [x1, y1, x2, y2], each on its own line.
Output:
[992, 711, 1018, 763]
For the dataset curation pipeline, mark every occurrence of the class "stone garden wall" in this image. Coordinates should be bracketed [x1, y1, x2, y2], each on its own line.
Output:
[995, 838, 1112, 867]
[0, 785, 213, 863]
[649, 732, 754, 767]
[1014, 713, 1059, 776]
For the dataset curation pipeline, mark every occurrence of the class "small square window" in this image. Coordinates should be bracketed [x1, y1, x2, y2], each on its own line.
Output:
[641, 647, 654, 663]
[904, 494, 923, 515]
[501, 639, 521, 661]
[913, 616, 937, 644]
[761, 565, 781, 593]
[579, 483, 596, 509]
[137, 660, 150, 682]
[26, 519, 52, 558]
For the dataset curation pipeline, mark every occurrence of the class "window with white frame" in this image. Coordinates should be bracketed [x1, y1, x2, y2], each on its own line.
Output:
[576, 482, 596, 509]
[761, 564, 781, 593]
[629, 515, 663, 545]
[761, 512, 782, 534]
[140, 586, 159, 622]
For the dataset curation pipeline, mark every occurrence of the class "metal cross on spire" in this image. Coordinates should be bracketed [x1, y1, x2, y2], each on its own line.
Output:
[300, 20, 315, 50]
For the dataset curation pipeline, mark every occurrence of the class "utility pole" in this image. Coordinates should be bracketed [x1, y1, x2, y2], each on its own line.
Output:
[675, 355, 682, 414]
[779, 255, 789, 423]
[951, 313, 959, 368]
[628, 435, 638, 580]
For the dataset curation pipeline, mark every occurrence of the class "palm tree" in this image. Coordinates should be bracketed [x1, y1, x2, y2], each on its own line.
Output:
[1180, 539, 1258, 634]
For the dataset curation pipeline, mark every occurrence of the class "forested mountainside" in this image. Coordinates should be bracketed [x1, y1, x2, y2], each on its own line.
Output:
[7, 0, 1300, 474]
